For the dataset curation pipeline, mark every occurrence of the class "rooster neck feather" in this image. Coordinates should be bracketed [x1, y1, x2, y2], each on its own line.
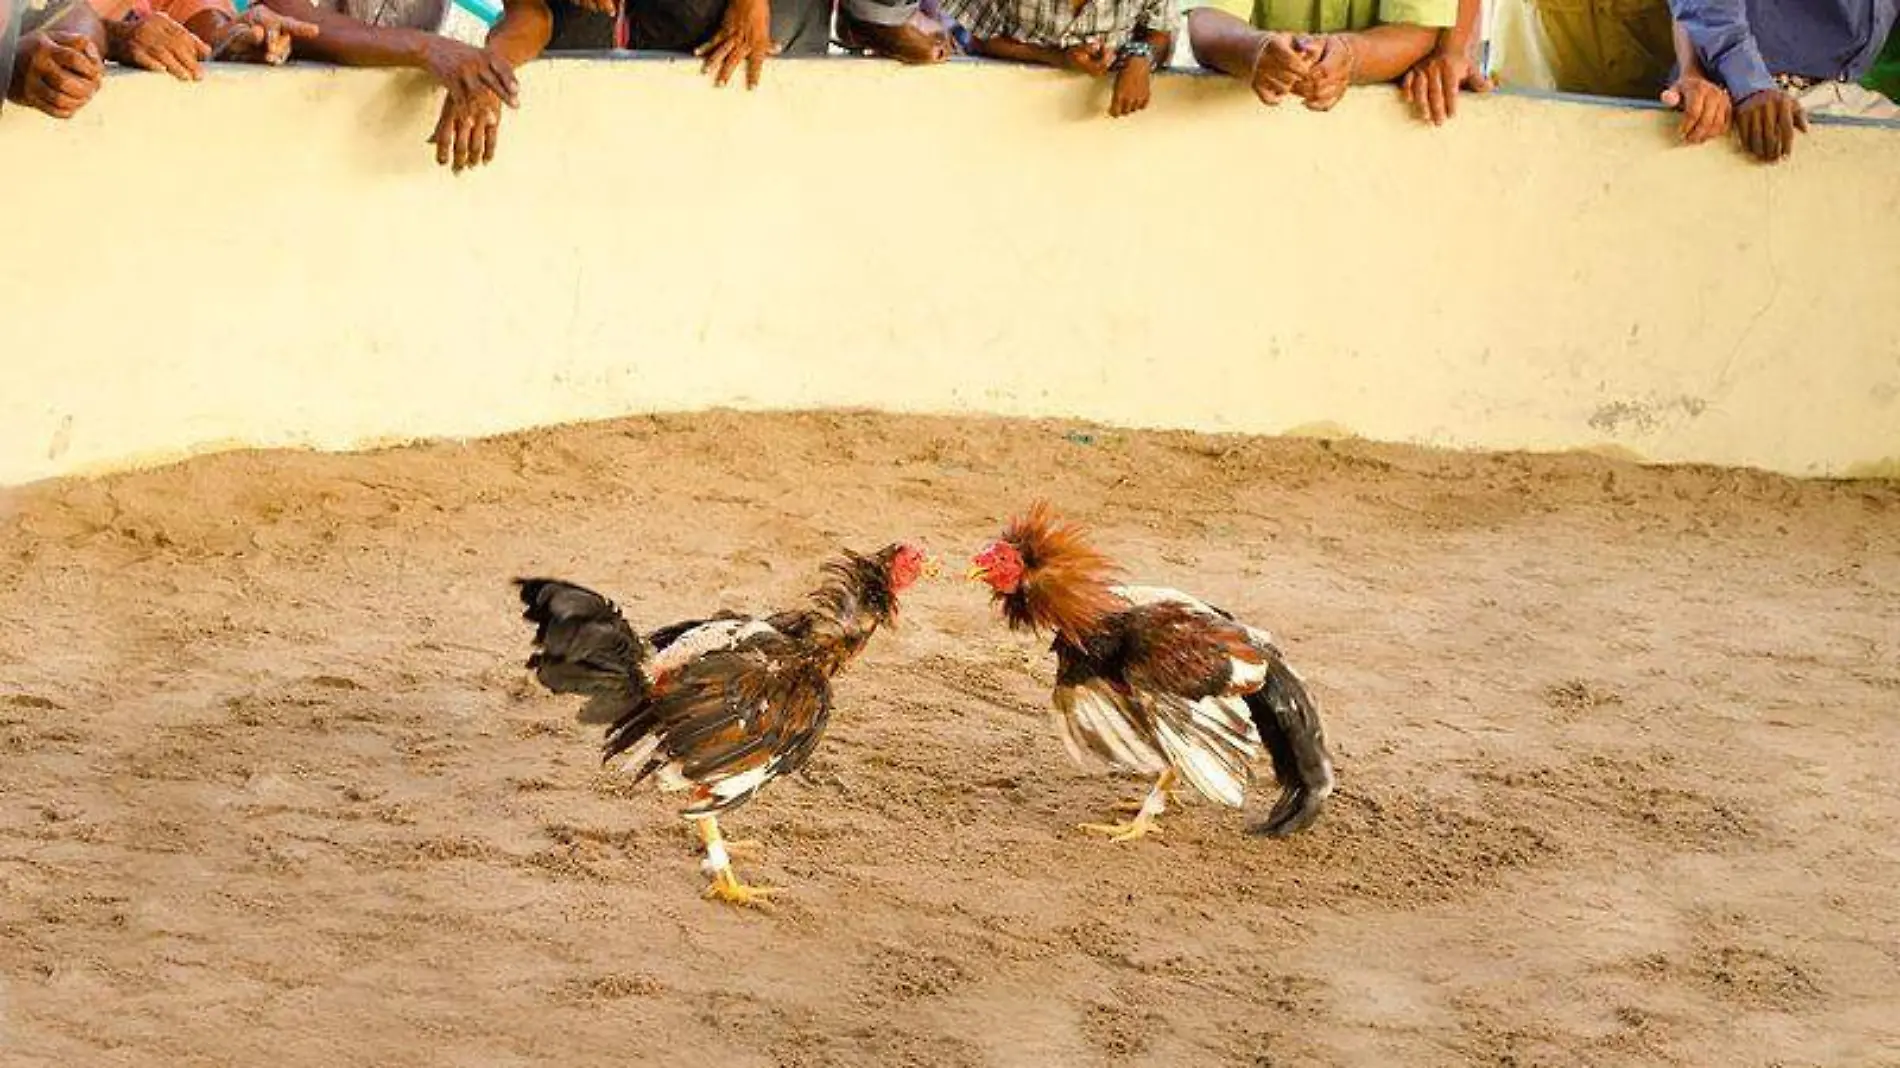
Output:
[772, 548, 901, 673]
[997, 504, 1122, 642]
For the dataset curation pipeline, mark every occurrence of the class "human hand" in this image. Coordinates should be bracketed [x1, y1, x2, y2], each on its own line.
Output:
[1110, 54, 1151, 117]
[215, 6, 320, 65]
[1401, 45, 1492, 125]
[421, 37, 520, 109]
[1061, 40, 1114, 76]
[15, 31, 103, 118]
[110, 11, 211, 81]
[430, 84, 505, 172]
[1659, 74, 1731, 144]
[1249, 32, 1311, 106]
[1291, 33, 1352, 111]
[1733, 88, 1807, 161]
[695, 0, 779, 90]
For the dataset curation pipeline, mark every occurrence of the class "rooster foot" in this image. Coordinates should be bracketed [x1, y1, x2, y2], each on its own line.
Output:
[703, 867, 783, 909]
[723, 838, 763, 859]
[1078, 815, 1162, 843]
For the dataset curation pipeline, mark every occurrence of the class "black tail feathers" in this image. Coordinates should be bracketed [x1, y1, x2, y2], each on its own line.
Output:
[514, 578, 651, 722]
[1244, 655, 1336, 838]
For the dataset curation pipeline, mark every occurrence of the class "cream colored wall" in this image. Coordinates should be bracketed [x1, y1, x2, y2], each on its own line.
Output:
[1, 59, 1897, 485]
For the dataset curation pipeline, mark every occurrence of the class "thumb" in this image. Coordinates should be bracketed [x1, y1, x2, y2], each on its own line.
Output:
[290, 18, 321, 38]
[1467, 71, 1495, 93]
[1659, 86, 1681, 109]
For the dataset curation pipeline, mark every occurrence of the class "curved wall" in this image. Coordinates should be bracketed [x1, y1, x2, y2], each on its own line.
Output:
[1, 58, 1897, 484]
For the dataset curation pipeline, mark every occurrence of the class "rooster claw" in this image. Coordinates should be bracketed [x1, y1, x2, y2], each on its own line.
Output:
[704, 870, 784, 909]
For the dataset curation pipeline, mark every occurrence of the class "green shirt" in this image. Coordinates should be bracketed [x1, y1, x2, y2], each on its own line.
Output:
[1188, 0, 1458, 32]
[1864, 27, 1900, 101]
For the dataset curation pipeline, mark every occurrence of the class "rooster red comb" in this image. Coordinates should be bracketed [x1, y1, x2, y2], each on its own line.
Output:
[991, 502, 1122, 636]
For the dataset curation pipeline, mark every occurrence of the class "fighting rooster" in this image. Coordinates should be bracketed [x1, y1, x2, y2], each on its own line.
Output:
[969, 503, 1333, 841]
[514, 542, 930, 907]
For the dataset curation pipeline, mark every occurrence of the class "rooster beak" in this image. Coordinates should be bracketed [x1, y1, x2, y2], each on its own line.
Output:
[966, 565, 988, 583]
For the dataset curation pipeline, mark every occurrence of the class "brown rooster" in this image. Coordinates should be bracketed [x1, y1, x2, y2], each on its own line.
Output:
[969, 503, 1333, 841]
[514, 543, 931, 907]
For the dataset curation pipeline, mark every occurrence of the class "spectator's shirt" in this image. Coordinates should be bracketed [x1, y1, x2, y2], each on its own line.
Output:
[336, 0, 447, 31]
[1671, 0, 1899, 99]
[944, 0, 1178, 49]
[1183, 0, 1456, 32]
[1865, 24, 1900, 98]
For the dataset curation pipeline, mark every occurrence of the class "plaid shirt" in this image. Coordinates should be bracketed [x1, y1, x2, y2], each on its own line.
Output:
[944, 0, 1177, 51]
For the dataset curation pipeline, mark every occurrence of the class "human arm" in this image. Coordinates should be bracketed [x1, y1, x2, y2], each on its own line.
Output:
[252, 0, 516, 104]
[1401, 0, 1493, 124]
[1185, 7, 1313, 104]
[1667, 0, 1773, 101]
[178, 2, 319, 65]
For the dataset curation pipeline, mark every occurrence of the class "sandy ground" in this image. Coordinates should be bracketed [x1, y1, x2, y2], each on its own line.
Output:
[2, 411, 1898, 1068]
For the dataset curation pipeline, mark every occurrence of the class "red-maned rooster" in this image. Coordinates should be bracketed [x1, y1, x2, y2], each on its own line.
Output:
[969, 503, 1333, 841]
[514, 543, 931, 907]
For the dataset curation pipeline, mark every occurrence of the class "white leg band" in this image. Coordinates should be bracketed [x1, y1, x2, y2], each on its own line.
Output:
[701, 839, 730, 875]
[1138, 786, 1168, 821]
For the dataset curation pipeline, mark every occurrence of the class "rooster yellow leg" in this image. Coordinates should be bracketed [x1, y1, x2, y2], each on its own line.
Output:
[1113, 771, 1182, 814]
[694, 816, 781, 908]
[1080, 770, 1176, 843]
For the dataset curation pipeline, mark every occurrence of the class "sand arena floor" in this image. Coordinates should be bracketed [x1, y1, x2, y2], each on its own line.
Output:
[2, 411, 1897, 1067]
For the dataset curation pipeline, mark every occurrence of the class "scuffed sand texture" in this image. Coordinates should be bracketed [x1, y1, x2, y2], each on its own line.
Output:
[3, 412, 1897, 1066]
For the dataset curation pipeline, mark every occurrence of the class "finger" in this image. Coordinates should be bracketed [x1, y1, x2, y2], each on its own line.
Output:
[482, 113, 500, 164]
[476, 62, 515, 105]
[430, 103, 454, 165]
[468, 114, 490, 169]
[50, 44, 104, 80]
[1793, 105, 1809, 133]
[456, 112, 478, 172]
[746, 45, 766, 90]
[1659, 86, 1681, 109]
[694, 33, 721, 58]
[487, 57, 520, 104]
[145, 44, 196, 80]
[1426, 68, 1447, 123]
[1468, 71, 1495, 93]
[717, 42, 745, 87]
[37, 75, 90, 113]
[1403, 70, 1430, 116]
[1694, 95, 1724, 142]
[286, 16, 320, 38]
[1776, 103, 1794, 158]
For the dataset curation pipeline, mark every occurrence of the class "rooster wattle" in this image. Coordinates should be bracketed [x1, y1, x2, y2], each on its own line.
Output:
[970, 504, 1334, 841]
[514, 543, 931, 906]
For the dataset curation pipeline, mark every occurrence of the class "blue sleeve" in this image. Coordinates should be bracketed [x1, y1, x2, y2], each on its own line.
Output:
[1670, 0, 1777, 99]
